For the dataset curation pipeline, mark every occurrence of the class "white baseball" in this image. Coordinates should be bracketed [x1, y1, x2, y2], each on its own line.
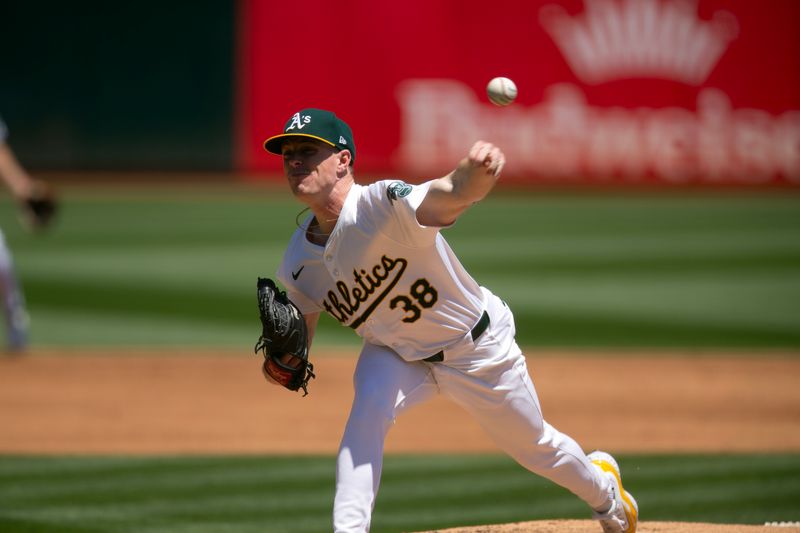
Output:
[486, 77, 518, 106]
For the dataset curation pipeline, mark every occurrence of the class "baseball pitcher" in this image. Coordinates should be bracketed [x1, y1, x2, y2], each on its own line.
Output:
[255, 108, 638, 533]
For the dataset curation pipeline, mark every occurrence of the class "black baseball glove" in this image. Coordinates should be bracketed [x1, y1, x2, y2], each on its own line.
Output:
[254, 277, 314, 395]
[19, 181, 58, 231]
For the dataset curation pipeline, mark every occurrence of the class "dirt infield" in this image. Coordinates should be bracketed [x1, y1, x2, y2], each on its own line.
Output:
[1, 349, 798, 454]
[416, 519, 800, 532]
[2, 350, 799, 532]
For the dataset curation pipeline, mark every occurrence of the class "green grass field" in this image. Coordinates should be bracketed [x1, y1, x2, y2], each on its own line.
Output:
[1, 454, 799, 532]
[1, 184, 799, 349]
[2, 183, 799, 531]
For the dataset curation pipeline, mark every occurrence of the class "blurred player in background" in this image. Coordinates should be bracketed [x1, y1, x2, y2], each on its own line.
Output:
[0, 115, 57, 352]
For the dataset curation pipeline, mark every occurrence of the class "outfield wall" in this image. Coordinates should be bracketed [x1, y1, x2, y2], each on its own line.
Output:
[2, 1, 798, 184]
[239, 0, 800, 185]
[1, 2, 235, 171]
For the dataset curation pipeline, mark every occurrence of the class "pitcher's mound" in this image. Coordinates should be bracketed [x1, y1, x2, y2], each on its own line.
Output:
[417, 520, 798, 532]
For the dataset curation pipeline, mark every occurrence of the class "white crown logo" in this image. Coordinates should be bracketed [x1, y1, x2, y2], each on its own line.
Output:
[540, 0, 739, 85]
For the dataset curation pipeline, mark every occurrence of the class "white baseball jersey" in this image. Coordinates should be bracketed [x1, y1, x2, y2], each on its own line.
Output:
[276, 179, 487, 361]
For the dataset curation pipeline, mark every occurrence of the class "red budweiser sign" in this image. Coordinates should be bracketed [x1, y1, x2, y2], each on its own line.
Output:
[238, 0, 800, 185]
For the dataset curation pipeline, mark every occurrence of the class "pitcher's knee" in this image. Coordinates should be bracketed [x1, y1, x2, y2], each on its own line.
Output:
[349, 383, 397, 431]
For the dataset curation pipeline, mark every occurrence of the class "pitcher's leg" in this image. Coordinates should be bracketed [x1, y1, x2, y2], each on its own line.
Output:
[440, 348, 611, 510]
[334, 343, 437, 532]
[506, 354, 610, 509]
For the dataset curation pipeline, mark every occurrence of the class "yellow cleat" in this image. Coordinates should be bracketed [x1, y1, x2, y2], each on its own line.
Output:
[588, 451, 639, 533]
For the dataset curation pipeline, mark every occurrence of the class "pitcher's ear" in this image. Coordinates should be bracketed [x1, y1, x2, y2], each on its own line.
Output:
[338, 149, 352, 170]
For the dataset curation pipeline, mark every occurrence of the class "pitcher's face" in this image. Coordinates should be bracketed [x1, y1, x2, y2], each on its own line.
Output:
[281, 139, 347, 198]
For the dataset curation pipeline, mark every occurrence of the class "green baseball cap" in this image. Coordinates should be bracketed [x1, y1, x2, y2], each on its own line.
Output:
[264, 108, 356, 161]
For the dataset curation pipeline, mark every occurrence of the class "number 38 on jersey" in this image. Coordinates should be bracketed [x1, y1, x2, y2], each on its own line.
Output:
[390, 278, 438, 323]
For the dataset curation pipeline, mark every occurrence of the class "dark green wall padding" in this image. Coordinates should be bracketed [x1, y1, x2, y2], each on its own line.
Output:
[0, 2, 235, 171]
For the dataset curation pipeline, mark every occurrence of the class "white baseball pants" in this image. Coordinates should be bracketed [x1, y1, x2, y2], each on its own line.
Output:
[333, 290, 612, 532]
[0, 230, 28, 350]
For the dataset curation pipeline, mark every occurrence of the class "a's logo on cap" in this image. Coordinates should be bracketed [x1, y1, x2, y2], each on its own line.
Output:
[286, 112, 311, 132]
[339, 136, 348, 145]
